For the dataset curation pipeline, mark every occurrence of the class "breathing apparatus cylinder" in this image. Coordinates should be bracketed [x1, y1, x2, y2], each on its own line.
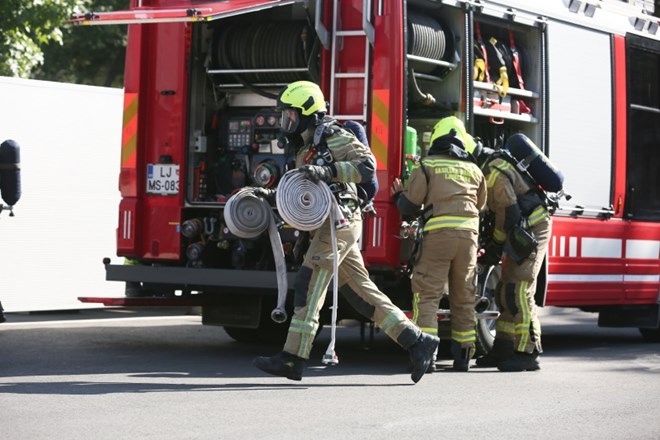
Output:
[342, 120, 378, 206]
[505, 134, 564, 193]
[0, 139, 21, 207]
[404, 126, 419, 185]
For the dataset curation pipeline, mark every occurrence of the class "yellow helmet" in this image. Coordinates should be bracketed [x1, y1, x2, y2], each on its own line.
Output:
[276, 81, 327, 116]
[276, 81, 326, 134]
[430, 116, 477, 153]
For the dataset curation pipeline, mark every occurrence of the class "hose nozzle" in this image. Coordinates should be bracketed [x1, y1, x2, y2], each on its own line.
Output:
[271, 307, 288, 323]
[322, 350, 339, 366]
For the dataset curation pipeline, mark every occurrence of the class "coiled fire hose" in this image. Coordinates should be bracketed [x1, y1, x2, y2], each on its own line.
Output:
[276, 170, 345, 365]
[223, 188, 288, 324]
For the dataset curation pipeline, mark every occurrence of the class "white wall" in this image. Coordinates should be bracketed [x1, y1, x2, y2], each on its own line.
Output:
[0, 77, 124, 311]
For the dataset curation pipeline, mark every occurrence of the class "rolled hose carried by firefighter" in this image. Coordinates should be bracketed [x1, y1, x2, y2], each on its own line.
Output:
[276, 169, 344, 365]
[223, 188, 289, 324]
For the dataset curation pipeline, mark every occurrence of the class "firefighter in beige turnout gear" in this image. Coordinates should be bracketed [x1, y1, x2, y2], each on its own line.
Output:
[253, 81, 438, 383]
[475, 134, 551, 372]
[393, 116, 487, 372]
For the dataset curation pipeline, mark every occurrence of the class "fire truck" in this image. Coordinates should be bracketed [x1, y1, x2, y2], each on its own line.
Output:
[74, 0, 660, 351]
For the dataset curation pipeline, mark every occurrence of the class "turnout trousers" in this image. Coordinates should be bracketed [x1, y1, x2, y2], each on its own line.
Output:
[283, 209, 421, 359]
[411, 228, 478, 348]
[495, 219, 551, 354]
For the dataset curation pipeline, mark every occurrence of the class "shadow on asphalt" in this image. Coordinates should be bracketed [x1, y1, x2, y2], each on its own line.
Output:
[0, 307, 658, 395]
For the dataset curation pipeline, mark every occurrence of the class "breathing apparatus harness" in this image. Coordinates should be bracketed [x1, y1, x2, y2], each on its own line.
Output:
[311, 117, 378, 214]
[480, 149, 546, 264]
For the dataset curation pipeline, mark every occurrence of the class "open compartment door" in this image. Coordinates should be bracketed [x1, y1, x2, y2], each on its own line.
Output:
[71, 0, 304, 26]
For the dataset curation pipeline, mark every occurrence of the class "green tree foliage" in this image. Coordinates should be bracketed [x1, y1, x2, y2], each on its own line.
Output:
[0, 0, 129, 87]
[0, 0, 86, 78]
[35, 0, 130, 87]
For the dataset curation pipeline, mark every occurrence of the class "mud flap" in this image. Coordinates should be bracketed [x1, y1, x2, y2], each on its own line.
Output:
[535, 255, 548, 307]
[202, 294, 262, 328]
[598, 304, 660, 329]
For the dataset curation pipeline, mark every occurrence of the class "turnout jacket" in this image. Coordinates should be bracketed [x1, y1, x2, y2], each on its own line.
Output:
[483, 157, 549, 243]
[296, 121, 376, 205]
[398, 145, 486, 232]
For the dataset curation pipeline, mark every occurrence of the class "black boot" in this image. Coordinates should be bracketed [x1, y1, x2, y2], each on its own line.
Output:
[450, 341, 474, 372]
[253, 351, 306, 381]
[0, 301, 5, 323]
[497, 350, 541, 372]
[408, 333, 440, 383]
[475, 339, 514, 368]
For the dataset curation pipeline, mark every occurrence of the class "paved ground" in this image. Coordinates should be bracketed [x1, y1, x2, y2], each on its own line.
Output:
[0, 306, 659, 439]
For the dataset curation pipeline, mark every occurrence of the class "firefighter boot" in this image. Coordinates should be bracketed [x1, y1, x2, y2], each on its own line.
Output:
[0, 301, 6, 323]
[408, 343, 438, 373]
[408, 333, 440, 383]
[497, 350, 541, 372]
[253, 351, 306, 381]
[450, 341, 474, 372]
[475, 339, 514, 368]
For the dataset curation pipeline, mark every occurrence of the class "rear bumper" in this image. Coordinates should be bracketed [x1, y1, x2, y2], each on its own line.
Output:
[105, 264, 297, 291]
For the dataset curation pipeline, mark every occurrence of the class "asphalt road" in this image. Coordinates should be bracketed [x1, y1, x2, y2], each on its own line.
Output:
[0, 307, 659, 440]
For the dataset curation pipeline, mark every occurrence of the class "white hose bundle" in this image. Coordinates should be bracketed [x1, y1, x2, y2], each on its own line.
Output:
[276, 170, 342, 365]
[223, 188, 288, 323]
[224, 188, 272, 238]
[276, 170, 335, 231]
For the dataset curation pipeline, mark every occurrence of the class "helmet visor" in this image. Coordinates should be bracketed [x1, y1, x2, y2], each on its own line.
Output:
[280, 108, 300, 134]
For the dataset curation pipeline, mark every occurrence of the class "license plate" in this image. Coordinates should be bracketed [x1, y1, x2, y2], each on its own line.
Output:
[146, 164, 180, 195]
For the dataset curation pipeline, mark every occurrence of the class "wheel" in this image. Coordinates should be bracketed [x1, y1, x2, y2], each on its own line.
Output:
[639, 327, 660, 342]
[224, 296, 291, 345]
[475, 264, 501, 356]
[223, 317, 290, 345]
[223, 326, 259, 343]
[253, 314, 290, 344]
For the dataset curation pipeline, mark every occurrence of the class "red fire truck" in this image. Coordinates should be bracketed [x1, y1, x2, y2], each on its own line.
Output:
[74, 0, 660, 350]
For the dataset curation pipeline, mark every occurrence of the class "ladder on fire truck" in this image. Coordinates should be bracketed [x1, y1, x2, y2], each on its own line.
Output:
[320, 0, 374, 123]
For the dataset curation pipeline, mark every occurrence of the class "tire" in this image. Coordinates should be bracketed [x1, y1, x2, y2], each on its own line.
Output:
[475, 264, 501, 356]
[224, 320, 289, 345]
[639, 327, 660, 342]
[223, 326, 260, 343]
[224, 296, 291, 345]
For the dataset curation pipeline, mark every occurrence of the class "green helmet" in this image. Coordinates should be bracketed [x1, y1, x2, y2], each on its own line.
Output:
[430, 116, 477, 153]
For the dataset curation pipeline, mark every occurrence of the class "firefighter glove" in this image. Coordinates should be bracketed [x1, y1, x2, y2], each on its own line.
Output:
[252, 187, 276, 202]
[479, 240, 504, 267]
[299, 164, 334, 183]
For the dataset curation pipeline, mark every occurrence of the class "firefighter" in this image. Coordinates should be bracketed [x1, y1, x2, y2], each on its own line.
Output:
[253, 81, 439, 383]
[391, 116, 487, 371]
[474, 134, 552, 372]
